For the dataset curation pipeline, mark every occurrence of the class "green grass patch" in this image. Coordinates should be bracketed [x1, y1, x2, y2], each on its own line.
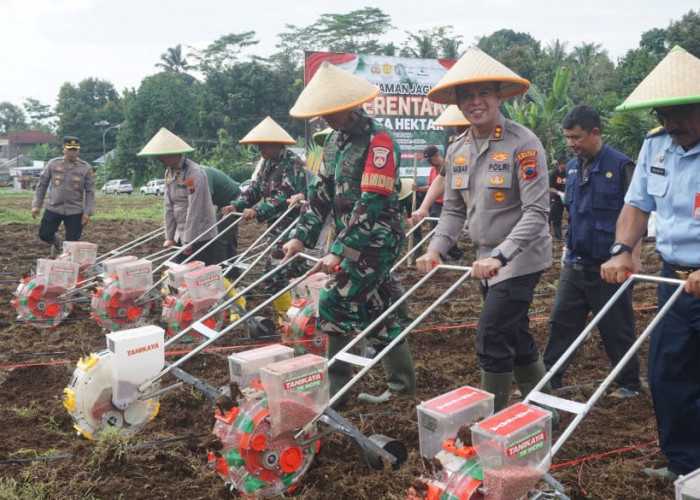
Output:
[0, 192, 163, 224]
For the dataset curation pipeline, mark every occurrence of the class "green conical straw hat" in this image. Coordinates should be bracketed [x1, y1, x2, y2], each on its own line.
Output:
[617, 46, 700, 111]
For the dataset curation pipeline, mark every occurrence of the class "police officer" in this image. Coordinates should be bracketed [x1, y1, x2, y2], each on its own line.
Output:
[417, 49, 554, 412]
[137, 127, 224, 267]
[283, 62, 415, 405]
[31, 136, 95, 256]
[602, 46, 700, 482]
[222, 116, 308, 317]
[201, 165, 241, 264]
[543, 105, 641, 397]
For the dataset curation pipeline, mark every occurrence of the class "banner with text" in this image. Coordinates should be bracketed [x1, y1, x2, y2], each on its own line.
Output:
[304, 51, 455, 179]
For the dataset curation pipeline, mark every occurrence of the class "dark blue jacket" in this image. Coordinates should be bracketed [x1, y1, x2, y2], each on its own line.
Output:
[565, 144, 633, 265]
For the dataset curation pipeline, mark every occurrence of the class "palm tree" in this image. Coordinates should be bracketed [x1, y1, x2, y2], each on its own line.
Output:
[155, 45, 191, 73]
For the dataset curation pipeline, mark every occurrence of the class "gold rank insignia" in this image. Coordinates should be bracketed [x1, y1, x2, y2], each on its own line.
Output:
[490, 176, 505, 186]
[659, 154, 664, 163]
[456, 177, 462, 187]
[454, 156, 467, 165]
[493, 191, 505, 202]
[605, 172, 613, 178]
[493, 126, 503, 139]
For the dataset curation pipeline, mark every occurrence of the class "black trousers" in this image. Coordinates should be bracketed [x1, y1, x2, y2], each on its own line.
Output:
[543, 264, 640, 390]
[476, 271, 542, 372]
[38, 209, 83, 243]
[549, 197, 565, 239]
[173, 238, 227, 268]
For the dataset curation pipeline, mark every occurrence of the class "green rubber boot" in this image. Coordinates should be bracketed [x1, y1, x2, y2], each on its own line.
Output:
[514, 357, 560, 427]
[327, 335, 352, 407]
[481, 370, 514, 412]
[396, 299, 415, 325]
[358, 340, 416, 404]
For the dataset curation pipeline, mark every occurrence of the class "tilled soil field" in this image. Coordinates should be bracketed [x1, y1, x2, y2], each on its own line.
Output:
[0, 195, 676, 499]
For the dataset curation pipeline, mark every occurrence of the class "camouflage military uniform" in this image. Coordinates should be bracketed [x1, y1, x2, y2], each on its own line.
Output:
[290, 113, 405, 342]
[233, 148, 308, 293]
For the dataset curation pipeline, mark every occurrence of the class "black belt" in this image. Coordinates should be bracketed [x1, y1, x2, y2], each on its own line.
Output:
[662, 260, 699, 280]
[564, 262, 600, 273]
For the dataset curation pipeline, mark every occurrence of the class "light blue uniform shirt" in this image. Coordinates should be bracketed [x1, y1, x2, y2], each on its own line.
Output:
[625, 131, 700, 267]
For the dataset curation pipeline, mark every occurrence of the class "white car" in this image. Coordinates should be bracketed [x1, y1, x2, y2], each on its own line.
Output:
[102, 179, 133, 195]
[140, 179, 165, 196]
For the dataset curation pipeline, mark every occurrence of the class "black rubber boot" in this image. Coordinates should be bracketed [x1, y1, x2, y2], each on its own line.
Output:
[327, 335, 352, 408]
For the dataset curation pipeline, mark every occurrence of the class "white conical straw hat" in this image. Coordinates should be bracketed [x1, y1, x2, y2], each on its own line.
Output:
[398, 178, 413, 201]
[434, 105, 471, 127]
[617, 46, 700, 111]
[138, 127, 194, 156]
[290, 62, 380, 118]
[428, 49, 530, 104]
[239, 116, 296, 145]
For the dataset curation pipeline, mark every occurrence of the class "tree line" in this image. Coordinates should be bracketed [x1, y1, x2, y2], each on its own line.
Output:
[1, 7, 698, 186]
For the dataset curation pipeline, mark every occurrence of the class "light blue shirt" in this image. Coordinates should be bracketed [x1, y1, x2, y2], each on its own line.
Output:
[625, 131, 700, 267]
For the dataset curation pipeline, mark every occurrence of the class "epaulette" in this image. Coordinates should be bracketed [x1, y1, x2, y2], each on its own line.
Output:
[645, 126, 667, 139]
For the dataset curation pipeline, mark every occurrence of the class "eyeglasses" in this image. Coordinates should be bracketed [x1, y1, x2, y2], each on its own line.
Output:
[652, 104, 699, 125]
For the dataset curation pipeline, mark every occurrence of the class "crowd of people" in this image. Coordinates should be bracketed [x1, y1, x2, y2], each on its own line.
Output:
[30, 45, 700, 482]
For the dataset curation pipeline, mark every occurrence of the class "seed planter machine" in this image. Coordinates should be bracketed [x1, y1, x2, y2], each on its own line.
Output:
[408, 273, 687, 500]
[62, 254, 474, 496]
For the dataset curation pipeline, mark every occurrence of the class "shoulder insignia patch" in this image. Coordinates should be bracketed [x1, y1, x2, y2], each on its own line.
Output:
[645, 126, 667, 139]
[361, 133, 396, 196]
[516, 149, 538, 181]
[186, 177, 196, 195]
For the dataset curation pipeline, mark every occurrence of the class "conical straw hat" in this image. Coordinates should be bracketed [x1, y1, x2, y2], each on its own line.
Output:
[616, 46, 700, 111]
[434, 105, 471, 127]
[398, 178, 413, 200]
[428, 49, 530, 104]
[239, 116, 296, 145]
[138, 127, 194, 156]
[290, 62, 380, 118]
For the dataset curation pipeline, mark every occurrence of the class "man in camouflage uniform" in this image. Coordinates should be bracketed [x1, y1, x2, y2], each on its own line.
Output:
[223, 117, 308, 314]
[138, 128, 224, 267]
[284, 62, 415, 405]
[31, 136, 95, 256]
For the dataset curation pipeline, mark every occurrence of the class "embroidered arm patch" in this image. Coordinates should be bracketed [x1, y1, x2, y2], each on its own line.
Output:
[361, 133, 396, 196]
[517, 149, 538, 181]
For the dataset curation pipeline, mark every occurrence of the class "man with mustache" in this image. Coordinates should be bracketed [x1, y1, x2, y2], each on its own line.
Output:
[601, 46, 700, 482]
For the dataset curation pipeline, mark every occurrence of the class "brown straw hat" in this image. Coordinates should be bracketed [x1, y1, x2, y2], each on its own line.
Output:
[616, 46, 700, 111]
[290, 62, 380, 118]
[434, 105, 471, 127]
[137, 127, 194, 156]
[239, 116, 296, 145]
[428, 49, 530, 104]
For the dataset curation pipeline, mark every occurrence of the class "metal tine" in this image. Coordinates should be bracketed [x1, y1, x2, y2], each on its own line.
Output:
[220, 203, 302, 293]
[95, 226, 164, 264]
[223, 215, 299, 296]
[524, 273, 686, 459]
[298, 263, 473, 436]
[135, 213, 240, 303]
[139, 252, 321, 392]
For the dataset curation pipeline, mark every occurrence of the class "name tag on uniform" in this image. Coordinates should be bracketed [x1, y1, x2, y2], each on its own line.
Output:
[650, 166, 665, 176]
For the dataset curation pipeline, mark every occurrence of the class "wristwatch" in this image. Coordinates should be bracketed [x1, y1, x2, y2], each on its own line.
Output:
[609, 242, 633, 256]
[490, 248, 508, 267]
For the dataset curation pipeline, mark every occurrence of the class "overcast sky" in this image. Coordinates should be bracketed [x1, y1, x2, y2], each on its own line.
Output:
[1, 0, 697, 108]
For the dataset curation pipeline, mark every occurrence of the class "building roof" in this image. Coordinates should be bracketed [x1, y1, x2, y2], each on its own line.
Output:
[0, 130, 57, 145]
